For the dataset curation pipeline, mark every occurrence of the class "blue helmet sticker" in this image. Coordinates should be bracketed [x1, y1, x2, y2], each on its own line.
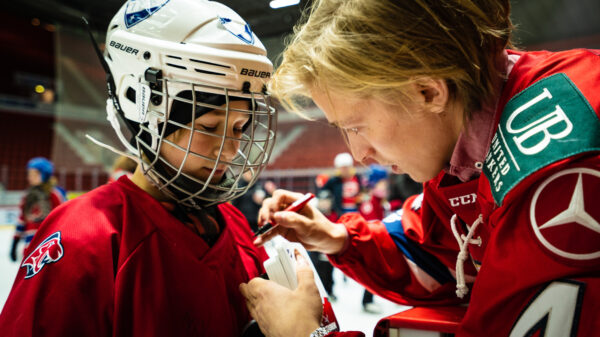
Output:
[218, 16, 255, 45]
[124, 0, 171, 28]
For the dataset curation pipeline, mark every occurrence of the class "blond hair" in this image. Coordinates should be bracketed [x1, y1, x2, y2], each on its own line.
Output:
[270, 0, 513, 115]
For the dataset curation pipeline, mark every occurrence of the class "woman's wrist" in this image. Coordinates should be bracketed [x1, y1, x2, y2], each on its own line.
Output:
[322, 222, 348, 255]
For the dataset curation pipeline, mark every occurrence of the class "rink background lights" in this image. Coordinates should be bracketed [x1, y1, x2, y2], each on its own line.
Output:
[269, 0, 300, 9]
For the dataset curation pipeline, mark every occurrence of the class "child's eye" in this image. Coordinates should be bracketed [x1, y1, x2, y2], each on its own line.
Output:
[198, 124, 217, 132]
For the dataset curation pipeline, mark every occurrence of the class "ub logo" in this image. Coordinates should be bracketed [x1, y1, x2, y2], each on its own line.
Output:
[21, 232, 64, 279]
[505, 87, 573, 155]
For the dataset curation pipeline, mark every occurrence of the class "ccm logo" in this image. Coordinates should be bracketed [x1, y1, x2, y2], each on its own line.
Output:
[109, 40, 139, 56]
[449, 193, 477, 207]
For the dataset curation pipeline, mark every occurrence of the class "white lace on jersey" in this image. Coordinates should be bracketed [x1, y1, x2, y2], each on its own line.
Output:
[450, 214, 483, 298]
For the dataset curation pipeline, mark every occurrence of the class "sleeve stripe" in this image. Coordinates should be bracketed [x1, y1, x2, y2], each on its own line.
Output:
[383, 210, 455, 285]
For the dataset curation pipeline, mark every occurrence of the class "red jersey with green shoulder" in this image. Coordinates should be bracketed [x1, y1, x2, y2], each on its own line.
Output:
[326, 48, 600, 337]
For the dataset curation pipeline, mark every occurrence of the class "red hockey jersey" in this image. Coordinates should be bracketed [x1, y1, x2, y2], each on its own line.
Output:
[327, 49, 600, 336]
[0, 176, 268, 337]
[15, 185, 64, 248]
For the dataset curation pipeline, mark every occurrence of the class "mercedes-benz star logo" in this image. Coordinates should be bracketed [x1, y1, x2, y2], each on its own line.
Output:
[530, 167, 600, 261]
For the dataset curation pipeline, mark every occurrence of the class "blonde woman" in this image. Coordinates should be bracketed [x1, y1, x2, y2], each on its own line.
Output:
[240, 0, 600, 336]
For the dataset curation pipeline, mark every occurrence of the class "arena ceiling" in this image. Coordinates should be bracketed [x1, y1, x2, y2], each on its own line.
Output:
[8, 0, 309, 38]
[7, 0, 600, 47]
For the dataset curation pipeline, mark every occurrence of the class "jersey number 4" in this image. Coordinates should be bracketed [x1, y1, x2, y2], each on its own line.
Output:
[510, 280, 585, 337]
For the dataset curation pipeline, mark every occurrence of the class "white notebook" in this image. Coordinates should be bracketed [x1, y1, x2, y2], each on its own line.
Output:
[263, 240, 328, 300]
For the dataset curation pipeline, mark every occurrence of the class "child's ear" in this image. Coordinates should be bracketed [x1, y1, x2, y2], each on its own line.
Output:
[412, 77, 449, 114]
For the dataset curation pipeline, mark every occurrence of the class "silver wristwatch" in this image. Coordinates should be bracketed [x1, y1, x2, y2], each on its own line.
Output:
[309, 323, 337, 337]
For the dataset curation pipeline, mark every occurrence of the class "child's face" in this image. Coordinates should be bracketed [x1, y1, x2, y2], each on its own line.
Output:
[27, 168, 43, 186]
[372, 180, 388, 199]
[317, 198, 332, 213]
[160, 100, 250, 184]
[312, 87, 463, 183]
[338, 166, 353, 178]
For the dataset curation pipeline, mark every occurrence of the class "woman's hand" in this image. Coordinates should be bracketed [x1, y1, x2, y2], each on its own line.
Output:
[240, 252, 322, 337]
[255, 189, 348, 255]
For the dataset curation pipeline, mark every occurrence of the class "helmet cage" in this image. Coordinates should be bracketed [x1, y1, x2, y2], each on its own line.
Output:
[136, 77, 276, 209]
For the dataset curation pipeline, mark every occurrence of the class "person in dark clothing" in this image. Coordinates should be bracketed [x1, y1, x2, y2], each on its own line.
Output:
[308, 189, 338, 300]
[232, 172, 265, 233]
[387, 173, 423, 211]
[321, 152, 362, 216]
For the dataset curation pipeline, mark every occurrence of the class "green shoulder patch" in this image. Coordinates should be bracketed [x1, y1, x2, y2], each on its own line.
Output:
[483, 73, 600, 205]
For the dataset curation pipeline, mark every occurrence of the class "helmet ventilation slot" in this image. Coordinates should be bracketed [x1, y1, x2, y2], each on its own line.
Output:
[166, 63, 187, 70]
[189, 58, 230, 69]
[194, 69, 225, 76]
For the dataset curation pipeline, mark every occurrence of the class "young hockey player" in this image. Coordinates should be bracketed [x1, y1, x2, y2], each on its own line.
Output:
[0, 1, 276, 336]
[9, 157, 65, 262]
[320, 152, 363, 216]
[240, 0, 600, 336]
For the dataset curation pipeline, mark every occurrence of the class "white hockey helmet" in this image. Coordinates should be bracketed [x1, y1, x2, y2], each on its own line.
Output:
[97, 0, 277, 208]
[334, 152, 354, 168]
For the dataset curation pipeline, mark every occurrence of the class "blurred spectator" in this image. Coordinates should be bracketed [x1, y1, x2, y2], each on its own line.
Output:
[359, 165, 390, 221]
[357, 164, 390, 313]
[321, 152, 362, 216]
[309, 189, 338, 301]
[316, 189, 338, 222]
[232, 171, 265, 233]
[51, 177, 68, 201]
[320, 152, 368, 308]
[262, 179, 277, 198]
[10, 157, 65, 262]
[388, 173, 423, 211]
[314, 173, 329, 189]
[108, 155, 138, 183]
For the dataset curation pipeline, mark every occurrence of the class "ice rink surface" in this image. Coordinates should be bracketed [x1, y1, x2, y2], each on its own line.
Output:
[0, 227, 409, 335]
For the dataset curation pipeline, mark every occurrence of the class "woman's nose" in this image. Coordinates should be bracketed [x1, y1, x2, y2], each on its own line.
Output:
[347, 138, 372, 165]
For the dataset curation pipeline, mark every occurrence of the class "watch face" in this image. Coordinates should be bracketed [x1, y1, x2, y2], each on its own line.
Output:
[310, 326, 334, 337]
[310, 328, 323, 337]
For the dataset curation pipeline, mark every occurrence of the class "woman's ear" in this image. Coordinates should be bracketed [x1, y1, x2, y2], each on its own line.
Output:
[412, 77, 449, 114]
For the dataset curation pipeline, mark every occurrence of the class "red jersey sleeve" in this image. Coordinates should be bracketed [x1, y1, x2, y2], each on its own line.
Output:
[326, 332, 365, 337]
[0, 207, 117, 337]
[329, 193, 465, 306]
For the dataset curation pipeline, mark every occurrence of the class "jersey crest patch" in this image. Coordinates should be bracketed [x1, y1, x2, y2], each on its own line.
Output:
[124, 0, 170, 28]
[529, 168, 600, 265]
[484, 73, 600, 205]
[21, 231, 64, 279]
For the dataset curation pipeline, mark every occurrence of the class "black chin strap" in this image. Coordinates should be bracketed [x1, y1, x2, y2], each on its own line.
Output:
[82, 16, 140, 138]
[151, 156, 237, 209]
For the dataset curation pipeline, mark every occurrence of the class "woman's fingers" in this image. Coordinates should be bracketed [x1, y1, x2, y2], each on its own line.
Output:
[253, 225, 285, 246]
[257, 189, 304, 227]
